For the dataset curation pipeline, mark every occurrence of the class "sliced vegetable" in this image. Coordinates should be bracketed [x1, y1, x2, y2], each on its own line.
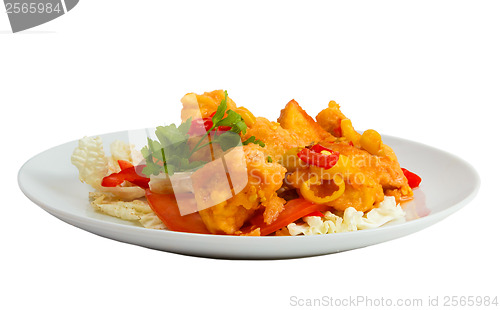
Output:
[188, 117, 213, 136]
[217, 126, 232, 132]
[249, 198, 330, 236]
[188, 117, 233, 136]
[101, 162, 150, 189]
[117, 159, 134, 170]
[401, 168, 422, 188]
[304, 211, 324, 218]
[209, 110, 226, 118]
[310, 144, 332, 154]
[297, 144, 340, 169]
[300, 174, 345, 204]
[145, 189, 210, 234]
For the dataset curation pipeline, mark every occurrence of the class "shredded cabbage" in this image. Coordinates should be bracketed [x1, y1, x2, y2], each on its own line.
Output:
[89, 193, 166, 230]
[71, 136, 145, 200]
[287, 196, 405, 236]
[71, 136, 108, 189]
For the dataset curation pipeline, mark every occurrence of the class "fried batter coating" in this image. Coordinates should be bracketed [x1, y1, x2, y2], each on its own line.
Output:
[287, 135, 411, 213]
[277, 99, 333, 144]
[192, 144, 286, 234]
[181, 90, 305, 162]
[242, 117, 305, 161]
[315, 100, 347, 138]
[181, 90, 238, 122]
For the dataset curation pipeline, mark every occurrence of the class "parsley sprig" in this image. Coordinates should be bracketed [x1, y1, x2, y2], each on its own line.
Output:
[140, 119, 207, 176]
[141, 91, 265, 176]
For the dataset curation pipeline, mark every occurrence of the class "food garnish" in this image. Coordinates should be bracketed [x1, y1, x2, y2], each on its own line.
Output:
[297, 144, 340, 169]
[140, 91, 264, 176]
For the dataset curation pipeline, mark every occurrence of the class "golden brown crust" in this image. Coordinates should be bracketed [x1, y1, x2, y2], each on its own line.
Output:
[278, 99, 333, 144]
[315, 101, 347, 137]
[192, 144, 286, 234]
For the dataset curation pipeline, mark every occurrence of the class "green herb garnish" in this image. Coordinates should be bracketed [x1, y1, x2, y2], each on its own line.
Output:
[242, 135, 265, 147]
[141, 91, 265, 176]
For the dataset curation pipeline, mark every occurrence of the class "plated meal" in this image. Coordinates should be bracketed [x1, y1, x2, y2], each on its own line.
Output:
[71, 90, 422, 236]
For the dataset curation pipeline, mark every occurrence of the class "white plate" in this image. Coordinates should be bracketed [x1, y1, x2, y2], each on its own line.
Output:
[18, 130, 480, 259]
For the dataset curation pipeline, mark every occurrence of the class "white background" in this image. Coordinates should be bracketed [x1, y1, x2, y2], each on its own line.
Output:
[1, 1, 499, 309]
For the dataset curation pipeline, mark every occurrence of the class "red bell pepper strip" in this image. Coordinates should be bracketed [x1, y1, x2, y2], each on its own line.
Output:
[145, 189, 210, 234]
[297, 144, 340, 169]
[249, 198, 330, 236]
[304, 211, 324, 218]
[401, 168, 422, 188]
[117, 159, 134, 170]
[101, 162, 150, 189]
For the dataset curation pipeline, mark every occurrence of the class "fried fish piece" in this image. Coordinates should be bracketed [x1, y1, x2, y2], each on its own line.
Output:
[315, 100, 347, 138]
[180, 89, 238, 122]
[241, 117, 305, 161]
[277, 99, 333, 144]
[191, 144, 287, 234]
[287, 141, 409, 213]
[181, 90, 305, 161]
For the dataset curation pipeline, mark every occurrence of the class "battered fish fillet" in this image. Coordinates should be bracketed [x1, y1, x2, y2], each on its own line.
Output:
[315, 100, 347, 138]
[287, 141, 411, 213]
[284, 101, 412, 213]
[180, 89, 306, 162]
[191, 144, 286, 235]
[241, 117, 305, 161]
[180, 89, 238, 122]
[277, 99, 333, 144]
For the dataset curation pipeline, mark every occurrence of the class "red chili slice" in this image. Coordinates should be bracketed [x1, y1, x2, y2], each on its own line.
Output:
[297, 144, 340, 169]
[401, 168, 422, 188]
[217, 126, 232, 132]
[209, 110, 228, 118]
[249, 198, 330, 236]
[188, 117, 233, 136]
[310, 144, 332, 153]
[188, 117, 214, 136]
